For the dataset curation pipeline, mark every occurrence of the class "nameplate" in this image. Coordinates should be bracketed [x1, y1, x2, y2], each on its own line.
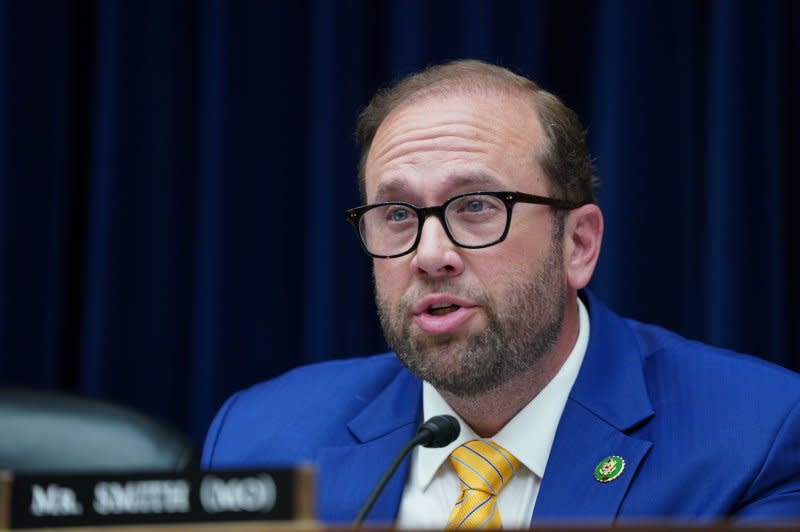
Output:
[0, 467, 314, 529]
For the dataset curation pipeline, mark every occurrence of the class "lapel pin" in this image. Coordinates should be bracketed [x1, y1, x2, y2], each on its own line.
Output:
[594, 455, 625, 483]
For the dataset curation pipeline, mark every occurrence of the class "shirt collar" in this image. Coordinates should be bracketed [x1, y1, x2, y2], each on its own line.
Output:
[413, 297, 590, 488]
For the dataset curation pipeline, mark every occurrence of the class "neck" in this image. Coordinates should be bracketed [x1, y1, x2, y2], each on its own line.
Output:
[440, 296, 581, 438]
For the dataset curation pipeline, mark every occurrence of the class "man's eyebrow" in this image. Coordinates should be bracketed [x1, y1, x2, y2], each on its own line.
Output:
[373, 179, 412, 201]
[446, 173, 503, 189]
[373, 173, 503, 202]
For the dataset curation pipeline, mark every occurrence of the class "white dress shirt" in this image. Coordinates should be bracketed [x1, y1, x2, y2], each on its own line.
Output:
[396, 298, 590, 529]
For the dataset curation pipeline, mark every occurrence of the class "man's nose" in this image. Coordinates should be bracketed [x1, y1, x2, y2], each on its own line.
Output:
[409, 216, 465, 278]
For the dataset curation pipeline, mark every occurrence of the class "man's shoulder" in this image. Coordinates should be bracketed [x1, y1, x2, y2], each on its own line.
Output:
[620, 314, 800, 456]
[626, 317, 800, 398]
[584, 292, 800, 399]
[604, 316, 800, 518]
[581, 292, 800, 444]
[215, 351, 407, 423]
[202, 353, 414, 468]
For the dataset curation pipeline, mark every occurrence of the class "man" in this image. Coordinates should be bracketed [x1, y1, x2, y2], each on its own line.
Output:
[202, 60, 800, 525]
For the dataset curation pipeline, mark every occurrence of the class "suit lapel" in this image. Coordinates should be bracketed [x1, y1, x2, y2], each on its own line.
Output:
[532, 399, 652, 524]
[315, 367, 422, 524]
[533, 292, 655, 523]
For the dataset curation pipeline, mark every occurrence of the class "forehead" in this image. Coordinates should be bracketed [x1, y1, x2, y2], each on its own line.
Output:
[364, 91, 547, 202]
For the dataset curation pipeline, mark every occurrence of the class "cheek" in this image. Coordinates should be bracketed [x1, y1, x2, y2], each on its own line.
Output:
[502, 218, 557, 265]
[475, 238, 541, 282]
[373, 261, 409, 300]
[474, 262, 526, 298]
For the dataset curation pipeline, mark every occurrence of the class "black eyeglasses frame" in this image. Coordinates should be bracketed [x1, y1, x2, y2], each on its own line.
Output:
[344, 190, 585, 259]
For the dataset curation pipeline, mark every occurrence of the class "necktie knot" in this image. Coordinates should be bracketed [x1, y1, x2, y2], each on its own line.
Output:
[446, 440, 520, 529]
[449, 440, 520, 495]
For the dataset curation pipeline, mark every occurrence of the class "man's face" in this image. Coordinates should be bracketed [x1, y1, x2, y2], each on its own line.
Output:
[364, 91, 568, 397]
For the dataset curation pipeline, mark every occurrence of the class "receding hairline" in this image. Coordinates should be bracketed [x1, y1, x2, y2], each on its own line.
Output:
[388, 68, 541, 109]
[356, 59, 597, 205]
[359, 62, 546, 145]
[360, 72, 551, 194]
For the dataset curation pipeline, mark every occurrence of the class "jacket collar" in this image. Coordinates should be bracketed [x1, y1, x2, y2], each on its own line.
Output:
[316, 364, 422, 524]
[532, 290, 655, 524]
[570, 290, 654, 431]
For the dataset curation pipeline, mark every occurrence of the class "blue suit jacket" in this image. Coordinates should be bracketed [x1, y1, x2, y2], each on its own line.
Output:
[202, 293, 800, 523]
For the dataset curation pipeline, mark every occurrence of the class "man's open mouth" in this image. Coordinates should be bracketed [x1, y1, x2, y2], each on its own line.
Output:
[428, 303, 461, 316]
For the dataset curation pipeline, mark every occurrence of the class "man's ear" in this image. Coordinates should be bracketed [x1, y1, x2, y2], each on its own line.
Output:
[563, 204, 603, 290]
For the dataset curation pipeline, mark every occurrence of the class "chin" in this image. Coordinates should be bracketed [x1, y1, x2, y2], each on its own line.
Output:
[421, 340, 475, 371]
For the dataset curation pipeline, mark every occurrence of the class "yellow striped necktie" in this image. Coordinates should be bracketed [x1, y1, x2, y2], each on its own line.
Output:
[446, 439, 521, 529]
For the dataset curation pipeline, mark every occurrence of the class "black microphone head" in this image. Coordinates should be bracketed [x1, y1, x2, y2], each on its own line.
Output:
[417, 415, 460, 448]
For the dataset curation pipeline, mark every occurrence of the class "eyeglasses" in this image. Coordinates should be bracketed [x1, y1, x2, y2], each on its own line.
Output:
[344, 191, 583, 259]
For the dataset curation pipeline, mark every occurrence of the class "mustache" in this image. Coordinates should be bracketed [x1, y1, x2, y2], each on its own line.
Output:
[398, 280, 492, 309]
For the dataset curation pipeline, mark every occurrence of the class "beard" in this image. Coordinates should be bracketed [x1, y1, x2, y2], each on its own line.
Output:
[376, 230, 567, 398]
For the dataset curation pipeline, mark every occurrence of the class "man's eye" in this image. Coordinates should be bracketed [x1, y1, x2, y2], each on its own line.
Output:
[466, 200, 486, 212]
[387, 207, 412, 222]
[454, 197, 496, 213]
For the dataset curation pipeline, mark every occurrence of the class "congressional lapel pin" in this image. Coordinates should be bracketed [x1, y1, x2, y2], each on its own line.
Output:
[594, 455, 625, 483]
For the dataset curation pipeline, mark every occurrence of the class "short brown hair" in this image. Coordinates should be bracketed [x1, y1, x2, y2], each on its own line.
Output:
[355, 60, 598, 205]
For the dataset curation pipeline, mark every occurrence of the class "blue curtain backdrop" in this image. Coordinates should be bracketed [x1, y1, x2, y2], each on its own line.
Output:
[0, 0, 798, 447]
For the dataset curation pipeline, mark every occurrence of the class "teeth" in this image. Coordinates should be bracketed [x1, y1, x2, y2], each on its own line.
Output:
[428, 304, 460, 316]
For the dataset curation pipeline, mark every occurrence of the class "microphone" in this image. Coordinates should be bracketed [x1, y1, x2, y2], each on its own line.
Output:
[351, 415, 460, 528]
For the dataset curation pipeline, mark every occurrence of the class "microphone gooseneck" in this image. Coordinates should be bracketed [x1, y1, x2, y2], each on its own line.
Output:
[351, 415, 460, 528]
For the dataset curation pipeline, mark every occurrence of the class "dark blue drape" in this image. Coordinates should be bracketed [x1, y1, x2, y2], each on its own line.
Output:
[1, 0, 797, 446]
